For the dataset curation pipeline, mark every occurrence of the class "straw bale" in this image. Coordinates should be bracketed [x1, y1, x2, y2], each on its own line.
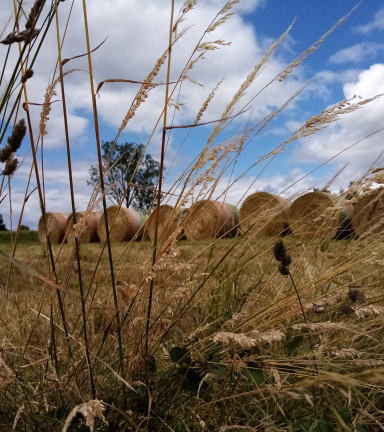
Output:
[38, 212, 70, 244]
[353, 187, 384, 237]
[289, 192, 353, 239]
[97, 206, 145, 243]
[239, 192, 290, 237]
[183, 200, 239, 241]
[144, 204, 183, 243]
[66, 211, 103, 243]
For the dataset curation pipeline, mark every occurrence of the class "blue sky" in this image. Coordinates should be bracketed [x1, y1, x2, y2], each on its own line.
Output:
[1, 0, 384, 229]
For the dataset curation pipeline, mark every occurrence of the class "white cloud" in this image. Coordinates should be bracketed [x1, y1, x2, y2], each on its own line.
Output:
[1, 0, 308, 230]
[292, 63, 384, 187]
[355, 7, 384, 34]
[0, 0, 301, 143]
[329, 42, 384, 64]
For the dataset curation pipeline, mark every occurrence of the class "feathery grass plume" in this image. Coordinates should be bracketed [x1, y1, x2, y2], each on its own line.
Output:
[271, 94, 384, 156]
[172, 0, 198, 36]
[196, 21, 293, 167]
[62, 400, 107, 432]
[20, 68, 34, 83]
[25, 0, 45, 30]
[213, 330, 284, 349]
[278, 4, 359, 82]
[292, 322, 353, 332]
[330, 348, 361, 358]
[207, 0, 240, 34]
[39, 69, 80, 137]
[114, 24, 190, 143]
[193, 79, 223, 125]
[355, 305, 384, 318]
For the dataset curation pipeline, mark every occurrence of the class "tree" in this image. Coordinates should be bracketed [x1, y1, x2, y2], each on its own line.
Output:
[88, 142, 161, 213]
[0, 214, 6, 231]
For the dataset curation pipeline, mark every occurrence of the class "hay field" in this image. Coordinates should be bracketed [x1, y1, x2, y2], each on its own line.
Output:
[2, 231, 384, 430]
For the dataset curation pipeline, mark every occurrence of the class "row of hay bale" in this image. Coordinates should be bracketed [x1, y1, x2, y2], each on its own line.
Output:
[37, 189, 384, 244]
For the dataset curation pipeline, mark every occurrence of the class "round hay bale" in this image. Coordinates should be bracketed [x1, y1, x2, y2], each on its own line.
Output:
[97, 206, 145, 243]
[144, 205, 182, 243]
[239, 192, 290, 237]
[66, 211, 103, 243]
[353, 187, 384, 237]
[183, 200, 239, 241]
[289, 192, 353, 239]
[38, 212, 70, 244]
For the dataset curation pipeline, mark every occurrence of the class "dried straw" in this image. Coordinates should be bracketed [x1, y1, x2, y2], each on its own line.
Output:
[144, 204, 183, 243]
[38, 212, 70, 244]
[65, 211, 103, 243]
[239, 192, 290, 237]
[353, 187, 384, 237]
[183, 200, 239, 241]
[289, 192, 353, 239]
[97, 206, 145, 243]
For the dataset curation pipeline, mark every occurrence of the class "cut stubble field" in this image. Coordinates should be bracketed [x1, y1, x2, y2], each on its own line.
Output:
[2, 231, 384, 430]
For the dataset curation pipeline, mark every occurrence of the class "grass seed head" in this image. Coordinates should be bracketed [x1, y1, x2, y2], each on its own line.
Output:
[21, 68, 34, 83]
[339, 303, 355, 315]
[7, 119, 26, 152]
[348, 289, 366, 303]
[2, 157, 18, 176]
[273, 240, 287, 262]
[278, 263, 290, 275]
[25, 0, 45, 30]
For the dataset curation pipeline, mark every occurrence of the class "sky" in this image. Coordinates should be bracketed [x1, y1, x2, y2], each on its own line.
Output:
[1, 0, 384, 230]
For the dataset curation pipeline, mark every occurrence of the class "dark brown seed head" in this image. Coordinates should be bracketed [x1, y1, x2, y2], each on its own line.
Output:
[2, 158, 18, 176]
[339, 303, 355, 315]
[21, 69, 34, 84]
[273, 240, 287, 262]
[278, 263, 290, 275]
[281, 254, 292, 266]
[0, 29, 40, 45]
[7, 119, 27, 152]
[348, 289, 365, 303]
[25, 0, 45, 30]
[0, 147, 12, 163]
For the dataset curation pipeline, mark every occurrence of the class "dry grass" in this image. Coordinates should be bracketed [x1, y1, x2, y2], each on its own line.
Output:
[1, 0, 384, 431]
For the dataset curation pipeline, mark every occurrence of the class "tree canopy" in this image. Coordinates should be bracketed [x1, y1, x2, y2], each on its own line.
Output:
[88, 142, 161, 213]
[0, 214, 6, 231]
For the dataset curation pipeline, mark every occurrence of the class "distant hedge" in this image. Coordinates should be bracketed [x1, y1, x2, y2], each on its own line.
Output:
[0, 230, 39, 244]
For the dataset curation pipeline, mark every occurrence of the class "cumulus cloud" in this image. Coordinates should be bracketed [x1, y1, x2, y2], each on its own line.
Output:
[0, 0, 302, 142]
[329, 42, 384, 64]
[355, 6, 384, 34]
[1, 0, 308, 229]
[292, 63, 384, 187]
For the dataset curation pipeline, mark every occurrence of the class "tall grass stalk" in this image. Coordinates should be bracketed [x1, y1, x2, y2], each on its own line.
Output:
[53, 0, 95, 398]
[80, 0, 125, 395]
